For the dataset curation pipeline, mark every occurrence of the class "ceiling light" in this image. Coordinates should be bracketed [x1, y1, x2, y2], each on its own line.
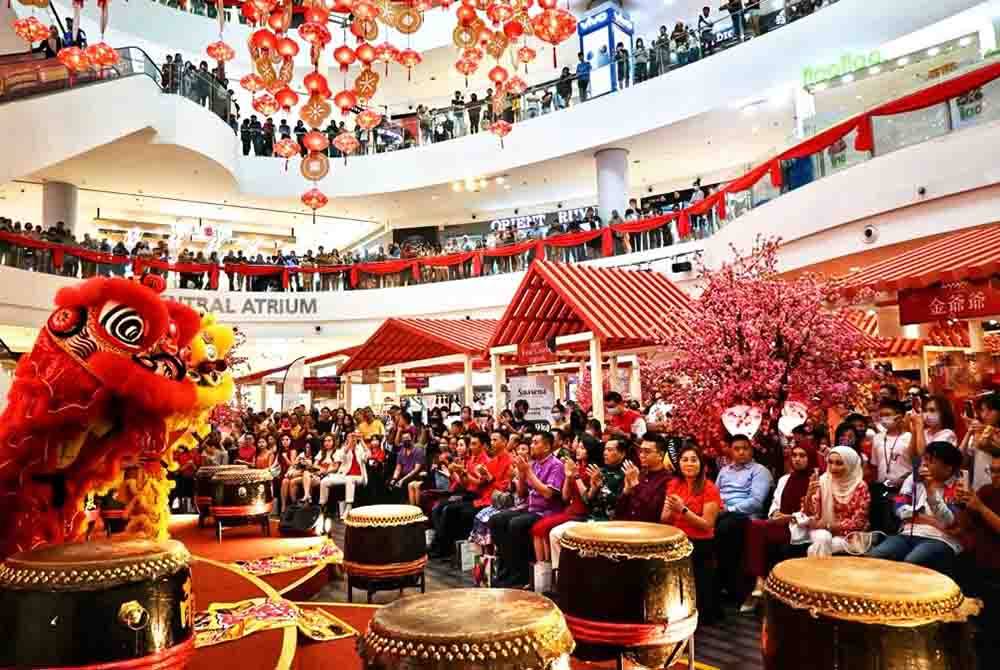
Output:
[926, 47, 941, 56]
[495, 176, 505, 184]
[959, 36, 973, 47]
[503, 184, 511, 190]
[841, 74, 854, 84]
[451, 182, 462, 192]
[431, 195, 440, 200]
[896, 57, 910, 66]
[868, 65, 881, 75]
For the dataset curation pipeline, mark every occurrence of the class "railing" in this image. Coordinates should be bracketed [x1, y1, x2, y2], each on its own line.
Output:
[2, 58, 999, 295]
[0, 46, 161, 103]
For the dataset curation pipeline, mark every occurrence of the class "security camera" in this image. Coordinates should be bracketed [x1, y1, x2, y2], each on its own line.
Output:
[647, 186, 653, 193]
[917, 186, 927, 197]
[862, 225, 878, 245]
[514, 209, 519, 215]
[471, 214, 477, 220]
[314, 325, 323, 334]
[557, 202, 563, 209]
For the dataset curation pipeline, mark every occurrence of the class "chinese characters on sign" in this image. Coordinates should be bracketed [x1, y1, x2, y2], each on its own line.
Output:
[898, 278, 1000, 325]
[516, 340, 557, 365]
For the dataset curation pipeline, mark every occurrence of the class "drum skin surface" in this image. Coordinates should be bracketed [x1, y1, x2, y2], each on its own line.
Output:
[0, 539, 195, 668]
[344, 505, 428, 575]
[359, 588, 574, 670]
[762, 557, 980, 670]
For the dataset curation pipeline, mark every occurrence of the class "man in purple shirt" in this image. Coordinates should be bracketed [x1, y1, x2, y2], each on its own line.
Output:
[489, 431, 565, 588]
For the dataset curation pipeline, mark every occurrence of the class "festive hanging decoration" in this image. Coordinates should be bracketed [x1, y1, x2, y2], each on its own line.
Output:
[350, 18, 379, 42]
[276, 37, 299, 58]
[502, 18, 524, 40]
[300, 152, 331, 180]
[504, 75, 527, 95]
[273, 137, 300, 159]
[489, 119, 512, 147]
[302, 130, 330, 153]
[394, 6, 423, 33]
[488, 64, 509, 86]
[301, 188, 329, 210]
[516, 44, 536, 71]
[530, 8, 575, 66]
[354, 68, 380, 100]
[356, 108, 382, 130]
[252, 93, 280, 116]
[455, 57, 478, 86]
[374, 41, 399, 75]
[250, 28, 279, 51]
[86, 42, 120, 68]
[12, 16, 50, 44]
[462, 46, 484, 61]
[334, 44, 357, 71]
[240, 73, 265, 92]
[486, 0, 514, 25]
[275, 86, 299, 111]
[333, 88, 358, 114]
[355, 42, 377, 67]
[333, 130, 360, 156]
[484, 30, 509, 59]
[396, 48, 421, 80]
[58, 47, 92, 72]
[300, 93, 333, 126]
[206, 40, 236, 63]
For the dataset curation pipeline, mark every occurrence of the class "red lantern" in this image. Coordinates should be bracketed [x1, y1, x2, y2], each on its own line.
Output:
[301, 188, 329, 211]
[303, 6, 329, 24]
[298, 22, 332, 46]
[251, 28, 278, 51]
[252, 93, 280, 116]
[455, 4, 477, 26]
[355, 42, 377, 67]
[503, 19, 524, 40]
[302, 130, 330, 152]
[267, 10, 288, 32]
[537, 0, 556, 8]
[331, 0, 356, 11]
[276, 37, 299, 57]
[374, 41, 398, 74]
[488, 64, 509, 85]
[505, 75, 527, 95]
[275, 87, 299, 110]
[333, 88, 357, 114]
[455, 58, 478, 78]
[516, 45, 536, 67]
[530, 8, 576, 66]
[352, 0, 381, 21]
[58, 47, 91, 72]
[13, 17, 50, 44]
[250, 0, 277, 14]
[273, 137, 299, 158]
[334, 44, 356, 71]
[333, 131, 360, 156]
[486, 0, 514, 25]
[396, 48, 421, 80]
[85, 42, 120, 68]
[356, 108, 382, 130]
[303, 71, 328, 93]
[489, 119, 512, 146]
[206, 40, 236, 62]
[241, 1, 261, 23]
[241, 73, 265, 92]
[461, 46, 483, 61]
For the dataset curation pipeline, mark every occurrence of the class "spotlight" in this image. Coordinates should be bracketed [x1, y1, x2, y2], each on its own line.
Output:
[671, 260, 693, 273]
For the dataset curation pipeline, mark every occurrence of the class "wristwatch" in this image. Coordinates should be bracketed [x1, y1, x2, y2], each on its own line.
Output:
[681, 507, 690, 516]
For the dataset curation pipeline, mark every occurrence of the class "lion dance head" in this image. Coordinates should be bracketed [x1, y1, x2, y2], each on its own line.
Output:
[0, 275, 234, 557]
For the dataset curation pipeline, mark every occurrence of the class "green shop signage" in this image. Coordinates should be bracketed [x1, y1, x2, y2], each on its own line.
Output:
[802, 51, 882, 87]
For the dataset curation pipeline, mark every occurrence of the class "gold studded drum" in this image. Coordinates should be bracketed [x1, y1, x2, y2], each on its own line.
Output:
[0, 539, 195, 669]
[763, 557, 981, 670]
[194, 464, 247, 512]
[344, 505, 428, 578]
[359, 588, 574, 670]
[210, 468, 275, 517]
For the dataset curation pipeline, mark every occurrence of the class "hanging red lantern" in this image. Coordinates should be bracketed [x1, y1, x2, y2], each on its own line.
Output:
[488, 64, 509, 85]
[352, 0, 381, 21]
[537, 0, 555, 8]
[273, 137, 300, 159]
[251, 28, 278, 50]
[333, 88, 357, 114]
[303, 71, 328, 93]
[86, 42, 120, 68]
[276, 37, 299, 57]
[455, 58, 478, 77]
[267, 10, 287, 32]
[396, 48, 421, 80]
[455, 4, 477, 26]
[241, 2, 261, 23]
[374, 42, 398, 75]
[275, 87, 299, 110]
[240, 73, 265, 92]
[301, 188, 329, 211]
[331, 0, 356, 11]
[415, 0, 434, 10]
[356, 108, 382, 130]
[13, 17, 50, 44]
[302, 130, 330, 153]
[355, 42, 377, 67]
[504, 75, 527, 95]
[530, 8, 576, 66]
[489, 119, 512, 146]
[250, 0, 277, 14]
[334, 44, 356, 71]
[516, 44, 536, 68]
[461, 46, 483, 61]
[58, 47, 92, 72]
[252, 93, 280, 116]
[486, 0, 514, 25]
[333, 131, 360, 156]
[502, 18, 524, 40]
[298, 22, 332, 46]
[303, 6, 329, 24]
[206, 40, 236, 62]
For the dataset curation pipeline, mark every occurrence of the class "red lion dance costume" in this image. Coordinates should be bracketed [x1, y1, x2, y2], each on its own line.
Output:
[0, 275, 203, 558]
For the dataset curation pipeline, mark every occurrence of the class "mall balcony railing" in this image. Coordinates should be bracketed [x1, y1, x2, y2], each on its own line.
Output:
[2, 57, 999, 294]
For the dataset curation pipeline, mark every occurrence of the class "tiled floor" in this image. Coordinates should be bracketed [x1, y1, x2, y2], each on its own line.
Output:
[312, 520, 764, 670]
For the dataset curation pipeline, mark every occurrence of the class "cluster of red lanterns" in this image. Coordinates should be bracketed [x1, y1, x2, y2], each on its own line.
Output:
[12, 16, 50, 44]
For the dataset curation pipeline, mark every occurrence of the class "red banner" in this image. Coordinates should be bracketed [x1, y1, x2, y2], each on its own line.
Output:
[303, 376, 341, 391]
[898, 278, 1000, 325]
[406, 376, 429, 389]
[517, 340, 557, 365]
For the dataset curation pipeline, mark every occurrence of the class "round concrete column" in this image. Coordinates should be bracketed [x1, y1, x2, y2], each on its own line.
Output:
[594, 148, 629, 222]
[42, 181, 79, 235]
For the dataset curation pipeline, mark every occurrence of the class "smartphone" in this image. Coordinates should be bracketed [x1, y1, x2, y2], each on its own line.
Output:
[964, 400, 975, 419]
[911, 395, 922, 414]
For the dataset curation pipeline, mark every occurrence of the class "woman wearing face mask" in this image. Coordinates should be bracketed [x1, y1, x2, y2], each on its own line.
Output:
[549, 404, 570, 432]
[962, 394, 1000, 493]
[803, 446, 870, 557]
[740, 444, 817, 613]
[908, 394, 959, 463]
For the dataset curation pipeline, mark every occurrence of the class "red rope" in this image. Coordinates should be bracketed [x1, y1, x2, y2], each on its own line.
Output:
[563, 613, 693, 647]
[211, 502, 273, 517]
[344, 556, 427, 579]
[34, 637, 194, 670]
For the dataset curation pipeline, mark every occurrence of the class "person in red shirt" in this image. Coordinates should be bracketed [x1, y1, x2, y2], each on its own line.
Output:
[169, 445, 201, 513]
[235, 434, 257, 465]
[428, 432, 504, 559]
[604, 391, 647, 439]
[531, 434, 601, 563]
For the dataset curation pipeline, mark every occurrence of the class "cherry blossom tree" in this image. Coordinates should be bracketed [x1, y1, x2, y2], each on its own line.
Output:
[662, 237, 877, 460]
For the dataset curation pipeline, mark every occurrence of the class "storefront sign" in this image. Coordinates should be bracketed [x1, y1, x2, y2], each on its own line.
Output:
[406, 376, 430, 390]
[802, 51, 881, 87]
[168, 295, 318, 318]
[517, 340, 557, 365]
[303, 376, 340, 391]
[898, 278, 1000, 325]
[507, 375, 556, 420]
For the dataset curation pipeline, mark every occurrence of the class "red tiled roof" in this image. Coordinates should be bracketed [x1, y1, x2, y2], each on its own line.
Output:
[338, 318, 498, 374]
[488, 261, 693, 350]
[844, 310, 973, 357]
[838, 223, 1000, 296]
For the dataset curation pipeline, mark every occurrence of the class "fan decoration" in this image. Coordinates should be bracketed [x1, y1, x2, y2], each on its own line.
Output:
[301, 188, 329, 211]
[356, 108, 382, 130]
[12, 16, 49, 44]
[85, 41, 120, 68]
[57, 46, 91, 72]
[489, 119, 512, 147]
[206, 40, 235, 63]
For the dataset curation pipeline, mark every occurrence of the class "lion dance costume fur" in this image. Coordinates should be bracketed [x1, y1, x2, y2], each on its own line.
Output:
[0, 275, 235, 558]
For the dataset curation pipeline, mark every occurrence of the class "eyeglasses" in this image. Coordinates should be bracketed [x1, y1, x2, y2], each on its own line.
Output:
[638, 447, 660, 454]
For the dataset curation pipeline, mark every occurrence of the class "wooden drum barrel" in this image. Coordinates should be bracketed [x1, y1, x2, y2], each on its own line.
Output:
[558, 521, 697, 669]
[343, 505, 428, 581]
[0, 539, 194, 669]
[194, 464, 247, 515]
[359, 588, 574, 670]
[763, 557, 981, 670]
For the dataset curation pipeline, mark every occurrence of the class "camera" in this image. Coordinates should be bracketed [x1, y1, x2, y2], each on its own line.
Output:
[917, 186, 927, 197]
[471, 214, 477, 220]
[314, 325, 323, 334]
[861, 225, 878, 245]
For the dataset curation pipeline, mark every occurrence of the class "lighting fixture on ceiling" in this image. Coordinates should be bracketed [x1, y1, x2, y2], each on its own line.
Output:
[451, 182, 462, 192]
[896, 57, 910, 66]
[841, 74, 854, 83]
[959, 36, 973, 47]
[495, 176, 505, 184]
[926, 47, 941, 56]
[868, 65, 881, 75]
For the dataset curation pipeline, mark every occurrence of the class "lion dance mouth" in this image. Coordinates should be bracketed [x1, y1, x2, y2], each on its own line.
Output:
[0, 275, 235, 558]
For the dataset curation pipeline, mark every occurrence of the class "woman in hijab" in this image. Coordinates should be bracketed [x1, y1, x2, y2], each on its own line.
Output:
[803, 445, 871, 557]
[741, 444, 817, 613]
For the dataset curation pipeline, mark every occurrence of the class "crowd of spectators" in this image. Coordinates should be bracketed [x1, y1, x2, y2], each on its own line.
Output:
[163, 381, 999, 665]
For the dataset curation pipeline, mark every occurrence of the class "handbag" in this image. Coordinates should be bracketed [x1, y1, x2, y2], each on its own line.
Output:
[491, 489, 515, 510]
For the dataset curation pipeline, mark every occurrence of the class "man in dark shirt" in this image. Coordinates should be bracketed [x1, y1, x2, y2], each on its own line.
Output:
[616, 433, 670, 521]
[222, 250, 237, 290]
[249, 115, 263, 156]
[63, 19, 87, 48]
[294, 120, 307, 156]
[575, 52, 591, 102]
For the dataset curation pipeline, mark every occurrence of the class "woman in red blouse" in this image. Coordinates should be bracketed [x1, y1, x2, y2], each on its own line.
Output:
[802, 445, 871, 556]
[531, 434, 600, 564]
[662, 445, 723, 624]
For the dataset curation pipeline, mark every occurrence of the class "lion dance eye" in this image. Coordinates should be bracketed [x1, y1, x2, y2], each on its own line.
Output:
[98, 302, 146, 346]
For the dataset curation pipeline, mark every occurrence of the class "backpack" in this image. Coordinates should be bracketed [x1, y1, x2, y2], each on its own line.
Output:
[278, 502, 322, 536]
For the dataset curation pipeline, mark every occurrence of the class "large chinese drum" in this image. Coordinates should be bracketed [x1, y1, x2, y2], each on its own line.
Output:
[210, 468, 274, 541]
[194, 464, 247, 517]
[344, 504, 428, 579]
[359, 588, 574, 669]
[0, 539, 194, 669]
[763, 557, 981, 670]
[558, 521, 697, 669]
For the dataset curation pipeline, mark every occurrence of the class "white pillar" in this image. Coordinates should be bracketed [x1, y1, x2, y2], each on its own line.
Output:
[491, 354, 505, 416]
[42, 181, 79, 236]
[343, 374, 353, 412]
[463, 355, 474, 406]
[257, 381, 266, 412]
[590, 337, 605, 425]
[395, 367, 404, 401]
[607, 355, 619, 392]
[594, 148, 629, 222]
[629, 362, 642, 401]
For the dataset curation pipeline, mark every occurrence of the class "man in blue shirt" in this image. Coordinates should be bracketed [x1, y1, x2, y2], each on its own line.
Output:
[62, 19, 87, 48]
[714, 433, 773, 606]
[575, 52, 591, 102]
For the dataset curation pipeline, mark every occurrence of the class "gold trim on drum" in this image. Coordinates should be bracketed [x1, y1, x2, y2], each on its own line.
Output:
[361, 589, 573, 667]
[560, 521, 692, 561]
[765, 557, 971, 625]
[344, 504, 428, 528]
[0, 539, 190, 591]
[211, 469, 273, 485]
[196, 465, 247, 478]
